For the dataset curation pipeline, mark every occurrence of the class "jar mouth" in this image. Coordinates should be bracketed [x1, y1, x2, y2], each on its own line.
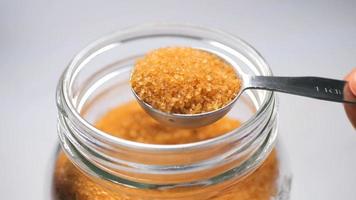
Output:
[58, 23, 274, 152]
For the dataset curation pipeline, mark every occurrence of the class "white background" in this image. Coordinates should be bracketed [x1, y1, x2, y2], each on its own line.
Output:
[1, 1, 355, 199]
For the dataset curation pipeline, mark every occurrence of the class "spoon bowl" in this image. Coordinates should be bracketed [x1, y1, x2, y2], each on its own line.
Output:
[132, 86, 242, 128]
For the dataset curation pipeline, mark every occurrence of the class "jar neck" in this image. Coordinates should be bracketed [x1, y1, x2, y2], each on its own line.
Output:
[57, 82, 277, 188]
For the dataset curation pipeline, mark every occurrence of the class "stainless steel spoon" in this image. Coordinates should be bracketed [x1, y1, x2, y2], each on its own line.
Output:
[132, 65, 356, 129]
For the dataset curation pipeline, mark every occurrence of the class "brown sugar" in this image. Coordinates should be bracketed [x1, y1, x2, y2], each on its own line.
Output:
[95, 101, 240, 144]
[54, 151, 277, 200]
[54, 101, 278, 200]
[130, 47, 241, 114]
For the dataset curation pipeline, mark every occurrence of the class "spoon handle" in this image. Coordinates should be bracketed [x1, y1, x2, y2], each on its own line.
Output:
[246, 76, 356, 104]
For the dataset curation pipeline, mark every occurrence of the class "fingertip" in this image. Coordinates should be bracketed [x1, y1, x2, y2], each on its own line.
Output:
[346, 68, 356, 96]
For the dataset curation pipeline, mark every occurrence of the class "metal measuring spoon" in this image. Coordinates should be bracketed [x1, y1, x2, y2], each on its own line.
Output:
[131, 62, 356, 129]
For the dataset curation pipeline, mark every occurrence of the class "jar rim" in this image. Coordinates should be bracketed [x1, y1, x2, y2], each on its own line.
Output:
[58, 23, 274, 152]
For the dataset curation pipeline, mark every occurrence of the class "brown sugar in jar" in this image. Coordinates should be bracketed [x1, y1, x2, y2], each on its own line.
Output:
[54, 101, 279, 200]
[54, 24, 291, 200]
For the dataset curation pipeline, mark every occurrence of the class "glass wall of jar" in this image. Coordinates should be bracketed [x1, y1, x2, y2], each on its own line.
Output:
[53, 24, 292, 200]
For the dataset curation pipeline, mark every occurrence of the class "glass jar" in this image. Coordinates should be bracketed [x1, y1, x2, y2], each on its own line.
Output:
[53, 24, 292, 200]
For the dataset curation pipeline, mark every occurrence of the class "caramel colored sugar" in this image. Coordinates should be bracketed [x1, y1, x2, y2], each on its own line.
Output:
[54, 151, 278, 200]
[54, 101, 278, 200]
[95, 101, 240, 144]
[131, 47, 241, 114]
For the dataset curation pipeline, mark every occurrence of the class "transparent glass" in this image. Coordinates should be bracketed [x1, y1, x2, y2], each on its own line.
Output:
[52, 24, 292, 200]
